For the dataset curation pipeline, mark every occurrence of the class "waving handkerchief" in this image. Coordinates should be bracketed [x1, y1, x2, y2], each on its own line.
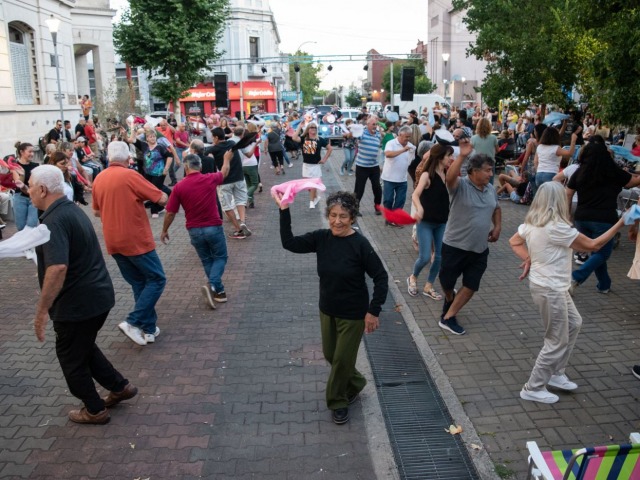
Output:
[271, 178, 327, 207]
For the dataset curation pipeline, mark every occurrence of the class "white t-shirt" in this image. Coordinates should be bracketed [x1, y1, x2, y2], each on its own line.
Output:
[518, 221, 579, 290]
[536, 144, 561, 174]
[241, 142, 258, 167]
[382, 138, 414, 183]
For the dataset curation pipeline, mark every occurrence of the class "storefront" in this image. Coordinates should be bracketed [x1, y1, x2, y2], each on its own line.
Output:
[180, 81, 277, 118]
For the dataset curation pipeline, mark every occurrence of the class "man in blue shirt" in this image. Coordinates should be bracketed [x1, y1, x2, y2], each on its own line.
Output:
[353, 116, 383, 216]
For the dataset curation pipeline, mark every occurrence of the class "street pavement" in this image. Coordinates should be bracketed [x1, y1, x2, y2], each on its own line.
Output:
[1, 148, 639, 479]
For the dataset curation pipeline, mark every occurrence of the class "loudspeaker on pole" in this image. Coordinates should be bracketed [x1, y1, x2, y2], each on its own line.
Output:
[400, 68, 415, 102]
[214, 74, 228, 108]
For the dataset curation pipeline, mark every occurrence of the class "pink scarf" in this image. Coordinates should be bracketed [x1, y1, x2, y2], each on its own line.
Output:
[270, 178, 326, 206]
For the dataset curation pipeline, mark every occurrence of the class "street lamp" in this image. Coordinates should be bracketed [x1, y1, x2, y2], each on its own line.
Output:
[45, 15, 64, 124]
[294, 41, 317, 110]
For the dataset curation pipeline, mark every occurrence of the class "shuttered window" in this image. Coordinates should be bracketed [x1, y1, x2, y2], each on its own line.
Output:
[9, 27, 34, 105]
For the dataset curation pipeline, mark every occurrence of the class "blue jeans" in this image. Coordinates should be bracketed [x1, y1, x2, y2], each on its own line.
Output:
[13, 194, 38, 231]
[283, 149, 292, 166]
[382, 180, 408, 210]
[535, 172, 555, 190]
[572, 220, 615, 291]
[342, 148, 355, 172]
[112, 250, 166, 334]
[413, 221, 446, 283]
[188, 225, 228, 293]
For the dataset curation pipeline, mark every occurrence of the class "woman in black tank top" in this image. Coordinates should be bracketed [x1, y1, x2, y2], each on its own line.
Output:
[407, 144, 454, 300]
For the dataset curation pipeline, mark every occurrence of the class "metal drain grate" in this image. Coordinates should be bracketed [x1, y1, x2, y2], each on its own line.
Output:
[364, 310, 480, 480]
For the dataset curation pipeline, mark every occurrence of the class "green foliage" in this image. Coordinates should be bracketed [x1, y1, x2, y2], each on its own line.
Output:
[454, 0, 640, 125]
[113, 0, 229, 114]
[380, 58, 436, 95]
[345, 87, 363, 107]
[289, 51, 322, 107]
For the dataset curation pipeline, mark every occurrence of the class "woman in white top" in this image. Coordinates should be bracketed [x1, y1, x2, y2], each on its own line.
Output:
[534, 127, 576, 187]
[509, 182, 625, 404]
[241, 123, 260, 209]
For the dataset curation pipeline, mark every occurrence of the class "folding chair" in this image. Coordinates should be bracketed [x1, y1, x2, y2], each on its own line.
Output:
[526, 433, 640, 479]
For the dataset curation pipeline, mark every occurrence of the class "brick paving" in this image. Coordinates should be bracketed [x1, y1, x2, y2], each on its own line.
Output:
[1, 149, 639, 479]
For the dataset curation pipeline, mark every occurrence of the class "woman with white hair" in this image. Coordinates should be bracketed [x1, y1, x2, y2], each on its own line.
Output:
[509, 182, 625, 404]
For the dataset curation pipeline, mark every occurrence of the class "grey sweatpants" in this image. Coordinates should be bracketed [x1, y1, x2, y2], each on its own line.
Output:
[525, 282, 582, 390]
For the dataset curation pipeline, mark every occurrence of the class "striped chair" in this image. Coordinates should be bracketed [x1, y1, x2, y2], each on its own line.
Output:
[526, 434, 640, 479]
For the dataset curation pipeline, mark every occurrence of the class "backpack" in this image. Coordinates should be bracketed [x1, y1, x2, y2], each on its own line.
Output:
[38, 132, 50, 151]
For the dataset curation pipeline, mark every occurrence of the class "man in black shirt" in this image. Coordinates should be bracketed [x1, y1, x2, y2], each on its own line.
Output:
[48, 120, 63, 144]
[204, 128, 251, 239]
[75, 118, 86, 140]
[63, 120, 73, 142]
[30, 165, 137, 425]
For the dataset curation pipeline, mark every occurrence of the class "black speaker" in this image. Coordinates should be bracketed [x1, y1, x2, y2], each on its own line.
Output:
[214, 74, 228, 108]
[400, 68, 415, 101]
[393, 106, 400, 114]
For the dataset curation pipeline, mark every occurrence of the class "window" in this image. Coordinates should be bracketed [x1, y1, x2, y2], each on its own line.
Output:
[249, 36, 259, 63]
[9, 24, 38, 105]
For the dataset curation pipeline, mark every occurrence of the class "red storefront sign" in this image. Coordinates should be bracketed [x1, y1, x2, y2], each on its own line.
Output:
[181, 82, 275, 102]
[180, 81, 277, 116]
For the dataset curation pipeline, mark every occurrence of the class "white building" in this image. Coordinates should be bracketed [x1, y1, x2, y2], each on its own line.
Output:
[150, 0, 290, 113]
[427, 0, 486, 106]
[0, 0, 116, 154]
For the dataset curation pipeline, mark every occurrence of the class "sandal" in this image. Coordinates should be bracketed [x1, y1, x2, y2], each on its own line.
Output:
[407, 277, 418, 297]
[423, 288, 442, 300]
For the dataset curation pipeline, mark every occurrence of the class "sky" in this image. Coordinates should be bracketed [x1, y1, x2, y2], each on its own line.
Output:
[110, 0, 428, 90]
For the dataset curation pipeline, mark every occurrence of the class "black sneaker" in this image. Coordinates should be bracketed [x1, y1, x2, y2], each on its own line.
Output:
[442, 292, 455, 317]
[332, 407, 349, 425]
[213, 291, 227, 303]
[632, 365, 640, 381]
[439, 316, 466, 335]
[574, 252, 589, 265]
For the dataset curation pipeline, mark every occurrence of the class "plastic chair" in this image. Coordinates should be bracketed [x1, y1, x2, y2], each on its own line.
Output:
[526, 433, 640, 479]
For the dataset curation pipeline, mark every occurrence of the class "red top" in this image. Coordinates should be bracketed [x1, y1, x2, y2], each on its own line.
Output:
[166, 172, 224, 228]
[84, 124, 97, 144]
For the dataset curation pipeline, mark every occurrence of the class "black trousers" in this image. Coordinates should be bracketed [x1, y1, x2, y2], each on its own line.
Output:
[54, 311, 127, 414]
[354, 165, 382, 208]
[144, 174, 168, 214]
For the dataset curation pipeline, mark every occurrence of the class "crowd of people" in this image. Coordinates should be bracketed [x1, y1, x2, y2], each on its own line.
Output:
[2, 97, 640, 428]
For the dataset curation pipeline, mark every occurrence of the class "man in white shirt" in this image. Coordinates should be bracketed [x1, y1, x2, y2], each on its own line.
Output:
[381, 126, 415, 227]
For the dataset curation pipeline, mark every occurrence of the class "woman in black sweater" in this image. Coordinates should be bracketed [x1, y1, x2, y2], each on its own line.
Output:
[276, 191, 388, 425]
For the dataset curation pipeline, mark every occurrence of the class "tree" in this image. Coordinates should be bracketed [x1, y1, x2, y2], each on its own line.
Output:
[453, 0, 640, 125]
[453, 0, 583, 110]
[345, 87, 362, 107]
[288, 51, 322, 108]
[113, 0, 229, 117]
[381, 58, 436, 96]
[572, 2, 640, 126]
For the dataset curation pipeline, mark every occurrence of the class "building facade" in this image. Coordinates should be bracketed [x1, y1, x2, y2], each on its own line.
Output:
[428, 0, 486, 106]
[150, 0, 289, 117]
[0, 0, 116, 154]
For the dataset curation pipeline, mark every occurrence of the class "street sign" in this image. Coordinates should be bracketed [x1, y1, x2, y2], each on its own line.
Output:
[281, 91, 297, 101]
[188, 107, 201, 114]
[54, 93, 65, 100]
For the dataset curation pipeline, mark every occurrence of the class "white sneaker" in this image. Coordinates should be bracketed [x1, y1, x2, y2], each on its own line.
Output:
[520, 385, 559, 404]
[144, 327, 161, 344]
[288, 163, 293, 168]
[547, 374, 578, 391]
[118, 321, 147, 346]
[151, 214, 159, 219]
[309, 201, 315, 209]
[312, 196, 322, 207]
[201, 285, 217, 309]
